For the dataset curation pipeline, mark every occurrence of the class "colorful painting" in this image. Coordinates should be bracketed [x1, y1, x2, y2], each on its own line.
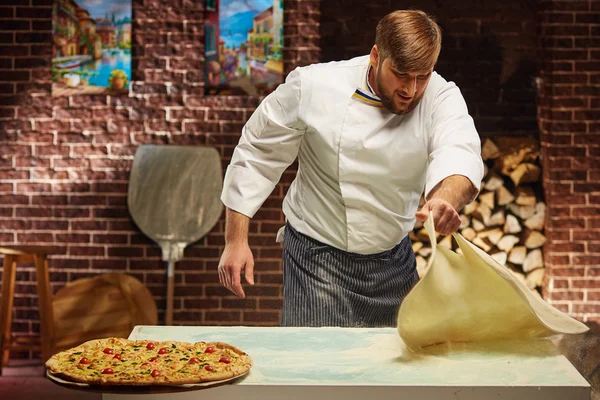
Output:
[205, 0, 284, 96]
[52, 0, 131, 96]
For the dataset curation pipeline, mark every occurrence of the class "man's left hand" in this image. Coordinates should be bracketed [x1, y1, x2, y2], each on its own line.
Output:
[415, 199, 461, 235]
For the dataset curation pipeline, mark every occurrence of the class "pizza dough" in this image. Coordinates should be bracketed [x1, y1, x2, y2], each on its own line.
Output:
[397, 213, 589, 351]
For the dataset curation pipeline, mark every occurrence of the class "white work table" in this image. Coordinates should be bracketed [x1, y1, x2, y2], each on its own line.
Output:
[102, 325, 590, 400]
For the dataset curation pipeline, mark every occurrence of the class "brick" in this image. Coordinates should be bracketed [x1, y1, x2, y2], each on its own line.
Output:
[68, 246, 105, 257]
[572, 255, 600, 266]
[17, 233, 53, 243]
[93, 234, 128, 244]
[588, 292, 600, 301]
[0, 71, 30, 82]
[184, 298, 220, 309]
[575, 13, 600, 24]
[15, 32, 51, 44]
[204, 311, 241, 322]
[572, 304, 600, 314]
[243, 311, 280, 323]
[0, 20, 30, 30]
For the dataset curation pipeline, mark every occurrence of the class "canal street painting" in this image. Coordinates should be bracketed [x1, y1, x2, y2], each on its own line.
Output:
[205, 0, 284, 96]
[52, 0, 131, 96]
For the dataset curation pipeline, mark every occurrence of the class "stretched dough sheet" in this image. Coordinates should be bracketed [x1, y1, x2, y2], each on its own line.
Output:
[397, 213, 589, 351]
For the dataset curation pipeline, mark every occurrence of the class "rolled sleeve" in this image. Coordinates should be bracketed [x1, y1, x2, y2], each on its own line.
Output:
[425, 82, 484, 199]
[221, 68, 306, 218]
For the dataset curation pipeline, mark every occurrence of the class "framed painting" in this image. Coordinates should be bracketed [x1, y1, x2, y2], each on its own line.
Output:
[205, 0, 284, 96]
[52, 0, 132, 96]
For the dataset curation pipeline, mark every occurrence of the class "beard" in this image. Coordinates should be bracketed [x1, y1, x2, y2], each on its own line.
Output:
[377, 72, 424, 115]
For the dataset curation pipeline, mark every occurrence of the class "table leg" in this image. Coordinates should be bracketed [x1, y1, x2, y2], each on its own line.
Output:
[0, 254, 16, 373]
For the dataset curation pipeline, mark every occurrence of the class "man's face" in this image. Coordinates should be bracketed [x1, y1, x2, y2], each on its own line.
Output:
[372, 57, 433, 115]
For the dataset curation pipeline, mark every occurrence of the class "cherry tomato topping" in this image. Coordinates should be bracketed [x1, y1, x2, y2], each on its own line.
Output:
[151, 370, 161, 377]
[219, 356, 231, 364]
[113, 354, 122, 360]
[102, 368, 114, 374]
[205, 365, 214, 371]
[204, 347, 216, 354]
[146, 343, 156, 350]
[79, 357, 91, 364]
[158, 347, 168, 355]
[188, 358, 199, 364]
[149, 357, 159, 362]
[103, 348, 114, 355]
[141, 362, 150, 367]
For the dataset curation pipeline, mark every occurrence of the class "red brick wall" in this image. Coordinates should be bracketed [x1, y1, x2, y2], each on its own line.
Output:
[538, 0, 600, 324]
[0, 0, 319, 352]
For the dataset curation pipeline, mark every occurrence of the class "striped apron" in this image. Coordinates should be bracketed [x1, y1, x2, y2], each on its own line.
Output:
[280, 223, 419, 327]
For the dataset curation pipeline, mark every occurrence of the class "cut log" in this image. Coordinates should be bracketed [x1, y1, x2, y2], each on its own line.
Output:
[412, 241, 424, 253]
[508, 246, 527, 265]
[478, 228, 503, 245]
[418, 247, 432, 258]
[484, 174, 504, 191]
[504, 214, 522, 234]
[474, 203, 492, 222]
[409, 231, 419, 242]
[460, 215, 470, 229]
[479, 191, 495, 210]
[482, 138, 501, 161]
[497, 235, 520, 253]
[461, 227, 477, 241]
[525, 268, 545, 289]
[488, 229, 504, 245]
[416, 255, 428, 278]
[473, 236, 492, 252]
[485, 210, 506, 227]
[417, 228, 430, 243]
[463, 201, 479, 216]
[472, 219, 486, 232]
[491, 252, 508, 266]
[493, 137, 540, 176]
[523, 230, 547, 249]
[515, 186, 537, 206]
[439, 235, 453, 249]
[510, 163, 541, 187]
[524, 211, 545, 231]
[535, 202, 546, 215]
[507, 203, 536, 220]
[523, 249, 544, 273]
[497, 185, 515, 206]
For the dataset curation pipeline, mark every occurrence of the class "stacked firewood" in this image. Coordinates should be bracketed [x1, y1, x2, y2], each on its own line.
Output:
[410, 137, 546, 296]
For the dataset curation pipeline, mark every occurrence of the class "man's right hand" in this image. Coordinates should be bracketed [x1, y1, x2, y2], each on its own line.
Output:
[218, 242, 255, 298]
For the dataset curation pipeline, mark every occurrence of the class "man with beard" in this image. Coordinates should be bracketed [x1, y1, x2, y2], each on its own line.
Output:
[217, 10, 484, 327]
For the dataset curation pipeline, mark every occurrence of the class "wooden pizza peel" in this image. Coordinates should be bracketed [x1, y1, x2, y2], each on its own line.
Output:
[127, 145, 223, 325]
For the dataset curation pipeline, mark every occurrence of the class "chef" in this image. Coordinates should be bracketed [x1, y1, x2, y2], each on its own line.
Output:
[217, 9, 484, 327]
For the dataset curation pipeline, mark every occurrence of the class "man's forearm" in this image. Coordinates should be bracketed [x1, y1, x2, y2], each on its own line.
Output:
[225, 207, 250, 245]
[427, 174, 478, 212]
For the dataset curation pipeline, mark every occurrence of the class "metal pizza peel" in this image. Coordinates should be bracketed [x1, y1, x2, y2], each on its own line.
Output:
[127, 145, 223, 325]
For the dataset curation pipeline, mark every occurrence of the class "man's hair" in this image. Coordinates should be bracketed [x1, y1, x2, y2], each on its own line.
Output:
[375, 10, 442, 72]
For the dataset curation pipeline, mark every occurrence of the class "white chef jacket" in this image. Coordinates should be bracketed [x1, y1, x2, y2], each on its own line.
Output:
[221, 55, 484, 254]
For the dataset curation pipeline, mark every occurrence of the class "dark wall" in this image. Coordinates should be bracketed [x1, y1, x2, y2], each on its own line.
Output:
[320, 0, 538, 139]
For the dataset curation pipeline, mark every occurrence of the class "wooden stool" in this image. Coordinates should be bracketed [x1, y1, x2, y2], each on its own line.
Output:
[0, 246, 58, 374]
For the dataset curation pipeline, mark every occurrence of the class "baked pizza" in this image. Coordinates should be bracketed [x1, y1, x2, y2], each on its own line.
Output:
[45, 337, 252, 386]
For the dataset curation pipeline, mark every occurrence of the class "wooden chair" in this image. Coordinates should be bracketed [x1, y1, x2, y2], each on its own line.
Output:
[0, 246, 58, 374]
